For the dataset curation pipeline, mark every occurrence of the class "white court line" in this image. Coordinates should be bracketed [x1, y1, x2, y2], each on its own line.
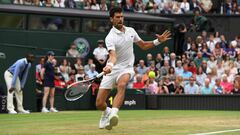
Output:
[189, 129, 240, 135]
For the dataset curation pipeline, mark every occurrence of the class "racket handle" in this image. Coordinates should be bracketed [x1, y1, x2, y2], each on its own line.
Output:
[96, 72, 104, 78]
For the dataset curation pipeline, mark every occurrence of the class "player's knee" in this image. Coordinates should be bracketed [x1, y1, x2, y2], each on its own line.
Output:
[96, 98, 104, 109]
[117, 82, 127, 90]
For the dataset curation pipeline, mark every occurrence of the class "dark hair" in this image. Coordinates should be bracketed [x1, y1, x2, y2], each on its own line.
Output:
[109, 7, 122, 18]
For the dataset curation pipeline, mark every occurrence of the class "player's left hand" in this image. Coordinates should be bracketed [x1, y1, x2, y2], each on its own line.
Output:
[156, 30, 172, 42]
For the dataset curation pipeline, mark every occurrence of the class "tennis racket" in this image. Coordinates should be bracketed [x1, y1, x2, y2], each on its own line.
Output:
[64, 72, 104, 101]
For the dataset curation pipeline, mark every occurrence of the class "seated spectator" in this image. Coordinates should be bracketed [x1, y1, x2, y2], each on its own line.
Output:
[232, 79, 240, 94]
[66, 43, 81, 58]
[66, 73, 75, 86]
[86, 64, 99, 78]
[190, 0, 201, 11]
[175, 60, 183, 76]
[145, 0, 157, 13]
[169, 53, 177, 68]
[54, 73, 66, 90]
[122, 0, 134, 12]
[146, 53, 153, 67]
[207, 34, 217, 52]
[186, 42, 197, 60]
[188, 60, 197, 75]
[64, 0, 76, 8]
[207, 55, 217, 69]
[163, 76, 175, 94]
[216, 60, 225, 78]
[225, 43, 237, 60]
[161, 3, 172, 14]
[174, 76, 184, 94]
[212, 43, 224, 59]
[99, 0, 108, 11]
[200, 78, 214, 94]
[184, 76, 199, 94]
[53, 0, 65, 8]
[84, 58, 94, 72]
[220, 74, 233, 94]
[180, 63, 193, 85]
[194, 51, 203, 68]
[74, 58, 83, 72]
[219, 35, 228, 50]
[163, 46, 170, 60]
[196, 66, 207, 87]
[155, 53, 163, 69]
[180, 0, 190, 13]
[136, 59, 148, 75]
[214, 78, 224, 94]
[168, 67, 176, 81]
[133, 74, 145, 89]
[200, 0, 213, 13]
[145, 71, 158, 94]
[90, 0, 100, 10]
[172, 2, 183, 14]
[134, 0, 144, 13]
[75, 66, 85, 81]
[160, 60, 170, 76]
[59, 59, 71, 82]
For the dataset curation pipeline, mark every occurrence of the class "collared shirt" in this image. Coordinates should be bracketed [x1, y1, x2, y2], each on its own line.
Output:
[7, 58, 31, 88]
[105, 26, 142, 69]
[86, 70, 99, 79]
[93, 47, 109, 61]
[136, 66, 148, 75]
[201, 85, 213, 94]
[175, 67, 183, 76]
[184, 83, 199, 94]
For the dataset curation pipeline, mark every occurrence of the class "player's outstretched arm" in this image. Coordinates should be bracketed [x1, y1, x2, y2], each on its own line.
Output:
[136, 30, 171, 50]
[103, 50, 116, 75]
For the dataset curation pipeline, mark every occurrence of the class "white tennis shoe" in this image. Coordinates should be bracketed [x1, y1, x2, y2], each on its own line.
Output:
[105, 113, 119, 130]
[50, 108, 59, 113]
[41, 107, 50, 113]
[99, 109, 111, 129]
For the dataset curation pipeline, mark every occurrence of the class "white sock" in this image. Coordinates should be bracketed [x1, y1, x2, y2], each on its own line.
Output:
[103, 107, 111, 115]
[111, 107, 119, 115]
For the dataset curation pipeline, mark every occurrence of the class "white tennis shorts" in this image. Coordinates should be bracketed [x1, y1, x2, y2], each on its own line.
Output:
[99, 67, 135, 89]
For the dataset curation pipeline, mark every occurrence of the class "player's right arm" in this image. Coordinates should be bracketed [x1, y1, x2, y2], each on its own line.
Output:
[103, 50, 116, 74]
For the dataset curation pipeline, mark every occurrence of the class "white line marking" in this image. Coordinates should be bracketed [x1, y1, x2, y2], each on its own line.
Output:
[189, 129, 240, 135]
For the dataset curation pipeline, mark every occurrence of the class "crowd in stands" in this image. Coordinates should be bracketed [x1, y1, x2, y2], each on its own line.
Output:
[36, 31, 240, 95]
[11, 0, 240, 15]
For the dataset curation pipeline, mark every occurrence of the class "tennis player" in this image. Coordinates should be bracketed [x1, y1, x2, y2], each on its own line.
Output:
[96, 7, 171, 130]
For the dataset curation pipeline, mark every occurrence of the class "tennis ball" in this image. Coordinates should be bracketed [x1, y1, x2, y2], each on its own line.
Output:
[148, 71, 156, 78]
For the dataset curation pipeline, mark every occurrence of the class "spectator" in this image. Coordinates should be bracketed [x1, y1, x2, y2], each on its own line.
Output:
[160, 60, 170, 76]
[86, 64, 99, 78]
[169, 53, 177, 68]
[191, 9, 210, 32]
[216, 60, 225, 78]
[36, 57, 45, 92]
[201, 60, 208, 74]
[66, 43, 81, 58]
[4, 53, 35, 114]
[59, 59, 71, 82]
[155, 53, 163, 69]
[212, 42, 224, 59]
[75, 66, 85, 81]
[189, 0, 201, 11]
[168, 66, 176, 81]
[134, 0, 145, 13]
[175, 60, 183, 76]
[200, 0, 213, 13]
[145, 0, 157, 13]
[74, 58, 83, 72]
[184, 76, 199, 94]
[123, 0, 134, 12]
[90, 0, 100, 10]
[54, 73, 66, 90]
[84, 58, 94, 72]
[146, 53, 153, 66]
[220, 74, 233, 94]
[214, 78, 224, 94]
[188, 60, 197, 75]
[53, 0, 65, 7]
[232, 79, 240, 94]
[214, 31, 221, 43]
[194, 51, 203, 68]
[163, 46, 170, 60]
[64, 0, 76, 8]
[148, 61, 158, 75]
[145, 71, 158, 94]
[133, 74, 145, 89]
[40, 51, 58, 113]
[219, 35, 228, 50]
[207, 55, 216, 69]
[174, 76, 184, 94]
[136, 59, 148, 75]
[93, 39, 109, 73]
[207, 34, 217, 52]
[181, 63, 193, 85]
[201, 42, 212, 59]
[161, 3, 172, 14]
[180, 0, 190, 13]
[163, 75, 175, 94]
[225, 0, 232, 15]
[172, 2, 183, 14]
[99, 0, 108, 11]
[186, 42, 197, 60]
[66, 73, 75, 86]
[225, 43, 237, 60]
[196, 66, 207, 87]
[200, 78, 214, 94]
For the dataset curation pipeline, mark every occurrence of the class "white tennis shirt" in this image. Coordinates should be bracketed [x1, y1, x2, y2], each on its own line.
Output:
[105, 26, 142, 70]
